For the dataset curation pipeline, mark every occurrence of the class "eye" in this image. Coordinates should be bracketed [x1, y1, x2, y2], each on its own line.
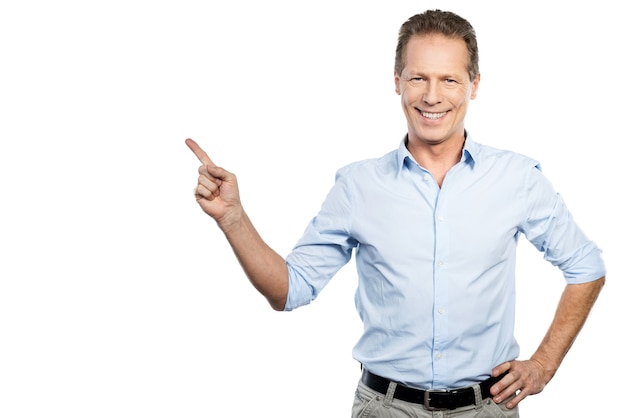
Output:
[444, 78, 457, 84]
[406, 76, 424, 86]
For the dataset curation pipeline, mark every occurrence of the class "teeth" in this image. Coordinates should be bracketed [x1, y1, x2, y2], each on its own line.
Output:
[421, 111, 446, 120]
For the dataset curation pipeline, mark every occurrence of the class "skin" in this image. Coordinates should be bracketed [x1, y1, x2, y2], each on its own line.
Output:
[490, 278, 604, 408]
[394, 34, 479, 187]
[186, 138, 289, 311]
[186, 32, 605, 409]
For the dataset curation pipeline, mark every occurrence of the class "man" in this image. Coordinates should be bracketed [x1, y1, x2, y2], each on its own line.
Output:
[186, 9, 605, 417]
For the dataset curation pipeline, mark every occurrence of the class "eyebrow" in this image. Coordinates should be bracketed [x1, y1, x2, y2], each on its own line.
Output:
[404, 71, 464, 79]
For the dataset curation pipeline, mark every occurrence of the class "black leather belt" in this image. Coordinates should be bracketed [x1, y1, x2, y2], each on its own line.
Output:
[361, 370, 506, 410]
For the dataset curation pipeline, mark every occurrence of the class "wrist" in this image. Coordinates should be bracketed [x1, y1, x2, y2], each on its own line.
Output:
[529, 355, 557, 381]
[218, 208, 248, 237]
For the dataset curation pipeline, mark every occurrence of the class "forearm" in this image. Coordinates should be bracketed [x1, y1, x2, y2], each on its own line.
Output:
[531, 276, 605, 378]
[491, 276, 605, 407]
[221, 210, 289, 311]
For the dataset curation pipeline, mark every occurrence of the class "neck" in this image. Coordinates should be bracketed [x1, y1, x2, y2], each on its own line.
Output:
[406, 134, 465, 187]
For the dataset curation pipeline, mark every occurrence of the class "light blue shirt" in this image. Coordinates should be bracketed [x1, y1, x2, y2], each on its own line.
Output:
[284, 133, 605, 389]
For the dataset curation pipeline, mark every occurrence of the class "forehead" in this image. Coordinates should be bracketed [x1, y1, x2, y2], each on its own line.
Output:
[403, 34, 469, 76]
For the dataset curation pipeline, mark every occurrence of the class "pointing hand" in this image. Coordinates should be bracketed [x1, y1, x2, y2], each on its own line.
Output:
[185, 138, 242, 228]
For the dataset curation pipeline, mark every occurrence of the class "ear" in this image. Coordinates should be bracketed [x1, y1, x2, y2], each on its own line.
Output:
[394, 70, 401, 95]
[470, 73, 480, 99]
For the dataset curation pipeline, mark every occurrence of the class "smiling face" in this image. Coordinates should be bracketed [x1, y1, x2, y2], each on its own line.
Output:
[395, 34, 480, 149]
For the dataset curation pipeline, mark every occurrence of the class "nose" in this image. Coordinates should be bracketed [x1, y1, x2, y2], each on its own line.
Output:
[422, 82, 442, 105]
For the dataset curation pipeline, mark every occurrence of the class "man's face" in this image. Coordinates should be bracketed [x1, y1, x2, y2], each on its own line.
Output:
[394, 34, 479, 147]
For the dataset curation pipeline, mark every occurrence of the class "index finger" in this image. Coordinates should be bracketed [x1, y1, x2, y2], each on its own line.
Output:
[185, 138, 215, 167]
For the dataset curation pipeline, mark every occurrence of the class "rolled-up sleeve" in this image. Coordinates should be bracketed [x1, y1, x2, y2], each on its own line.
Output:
[284, 168, 358, 311]
[522, 165, 606, 284]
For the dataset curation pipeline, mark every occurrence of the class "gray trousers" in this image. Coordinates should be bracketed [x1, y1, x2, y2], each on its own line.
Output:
[352, 380, 519, 418]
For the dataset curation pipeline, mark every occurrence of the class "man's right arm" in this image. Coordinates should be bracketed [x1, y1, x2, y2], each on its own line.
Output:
[185, 138, 288, 310]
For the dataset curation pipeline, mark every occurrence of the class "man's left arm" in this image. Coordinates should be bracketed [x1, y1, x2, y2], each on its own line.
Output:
[490, 276, 605, 409]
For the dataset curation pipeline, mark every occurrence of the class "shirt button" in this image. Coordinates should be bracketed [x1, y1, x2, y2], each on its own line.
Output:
[437, 215, 444, 222]
[437, 261, 444, 267]
[436, 353, 443, 360]
[438, 307, 445, 314]
[423, 174, 430, 181]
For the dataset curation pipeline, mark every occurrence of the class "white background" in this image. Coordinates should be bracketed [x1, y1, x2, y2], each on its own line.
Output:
[1, 1, 623, 416]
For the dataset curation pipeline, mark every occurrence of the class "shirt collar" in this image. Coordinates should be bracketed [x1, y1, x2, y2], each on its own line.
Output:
[396, 131, 478, 175]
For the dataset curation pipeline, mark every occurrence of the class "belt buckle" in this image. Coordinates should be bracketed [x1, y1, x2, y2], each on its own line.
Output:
[423, 389, 448, 411]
